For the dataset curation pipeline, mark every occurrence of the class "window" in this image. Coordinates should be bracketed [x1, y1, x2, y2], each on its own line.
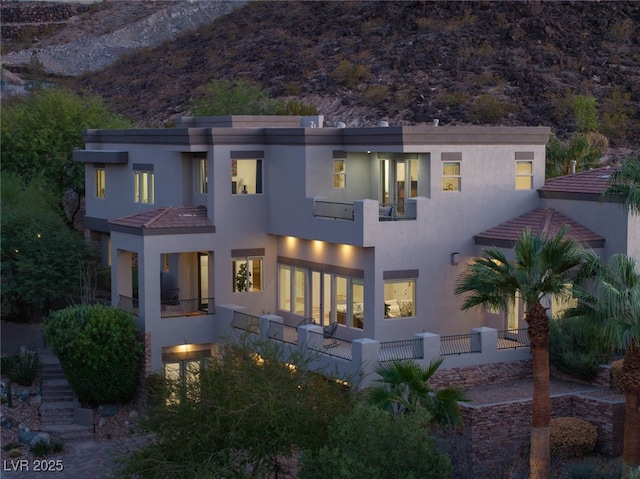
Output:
[279, 264, 291, 310]
[195, 154, 208, 194]
[384, 279, 415, 318]
[232, 159, 262, 195]
[133, 165, 154, 204]
[233, 257, 263, 292]
[515, 160, 533, 190]
[351, 279, 364, 329]
[95, 165, 105, 199]
[294, 268, 306, 315]
[442, 162, 461, 191]
[333, 159, 346, 188]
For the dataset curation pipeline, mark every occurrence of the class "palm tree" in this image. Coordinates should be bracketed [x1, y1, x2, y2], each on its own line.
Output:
[454, 228, 584, 479]
[602, 155, 640, 215]
[573, 253, 640, 477]
[368, 358, 468, 425]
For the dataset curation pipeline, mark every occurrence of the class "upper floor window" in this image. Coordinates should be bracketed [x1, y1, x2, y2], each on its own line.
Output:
[384, 278, 415, 318]
[95, 165, 105, 199]
[233, 256, 263, 292]
[333, 159, 346, 188]
[232, 158, 262, 195]
[515, 160, 533, 190]
[133, 164, 154, 204]
[195, 154, 208, 194]
[442, 161, 461, 191]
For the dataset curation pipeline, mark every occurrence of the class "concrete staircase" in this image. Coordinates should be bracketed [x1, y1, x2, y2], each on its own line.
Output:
[39, 349, 94, 441]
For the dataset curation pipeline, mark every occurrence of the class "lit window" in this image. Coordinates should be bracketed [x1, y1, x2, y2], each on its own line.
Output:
[133, 167, 154, 204]
[333, 159, 346, 188]
[232, 257, 263, 292]
[95, 166, 106, 198]
[442, 162, 461, 191]
[278, 264, 291, 310]
[351, 279, 364, 329]
[515, 161, 533, 190]
[384, 279, 415, 318]
[232, 159, 262, 195]
[195, 155, 207, 194]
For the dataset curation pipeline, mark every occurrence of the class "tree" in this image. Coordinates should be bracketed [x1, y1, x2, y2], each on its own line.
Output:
[298, 403, 451, 479]
[367, 358, 467, 425]
[44, 304, 143, 405]
[602, 155, 640, 215]
[0, 87, 131, 224]
[123, 338, 353, 479]
[572, 253, 640, 477]
[1, 172, 95, 321]
[454, 228, 585, 479]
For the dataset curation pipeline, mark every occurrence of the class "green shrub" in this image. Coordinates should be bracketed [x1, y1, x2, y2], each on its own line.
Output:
[550, 417, 597, 459]
[267, 98, 318, 116]
[298, 404, 451, 479]
[29, 441, 51, 457]
[1, 351, 42, 386]
[330, 60, 372, 88]
[44, 304, 143, 406]
[549, 317, 611, 381]
[467, 94, 517, 124]
[362, 85, 389, 106]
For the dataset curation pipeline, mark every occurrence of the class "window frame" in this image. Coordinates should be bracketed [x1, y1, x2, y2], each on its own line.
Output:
[95, 165, 106, 199]
[333, 159, 346, 188]
[231, 158, 263, 195]
[133, 165, 155, 204]
[515, 160, 533, 190]
[232, 256, 263, 292]
[442, 161, 461, 191]
[383, 278, 416, 319]
[195, 155, 208, 194]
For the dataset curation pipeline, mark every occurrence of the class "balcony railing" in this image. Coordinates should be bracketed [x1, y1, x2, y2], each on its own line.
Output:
[232, 311, 260, 334]
[379, 338, 424, 362]
[267, 320, 299, 345]
[307, 329, 353, 360]
[440, 332, 481, 356]
[313, 201, 354, 220]
[497, 328, 530, 350]
[379, 202, 417, 221]
[160, 298, 215, 318]
[118, 295, 215, 318]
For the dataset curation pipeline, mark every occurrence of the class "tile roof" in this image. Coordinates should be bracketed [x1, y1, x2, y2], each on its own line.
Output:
[109, 206, 214, 231]
[474, 208, 604, 248]
[538, 166, 619, 198]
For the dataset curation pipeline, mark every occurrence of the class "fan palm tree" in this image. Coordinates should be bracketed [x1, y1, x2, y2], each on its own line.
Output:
[602, 155, 640, 215]
[454, 228, 585, 479]
[368, 358, 468, 425]
[573, 253, 640, 477]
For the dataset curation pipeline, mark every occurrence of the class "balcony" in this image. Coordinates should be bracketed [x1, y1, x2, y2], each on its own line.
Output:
[313, 200, 417, 221]
[119, 295, 215, 318]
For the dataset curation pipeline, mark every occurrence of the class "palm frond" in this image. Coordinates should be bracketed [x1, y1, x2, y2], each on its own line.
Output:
[602, 155, 640, 216]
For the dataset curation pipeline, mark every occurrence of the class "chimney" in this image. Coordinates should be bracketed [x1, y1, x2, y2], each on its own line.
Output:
[570, 160, 577, 174]
[433, 119, 439, 127]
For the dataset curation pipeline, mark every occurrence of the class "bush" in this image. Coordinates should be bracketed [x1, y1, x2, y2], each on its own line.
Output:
[550, 417, 597, 459]
[610, 359, 624, 393]
[549, 317, 611, 381]
[298, 404, 451, 479]
[44, 304, 143, 406]
[330, 60, 372, 88]
[1, 351, 42, 386]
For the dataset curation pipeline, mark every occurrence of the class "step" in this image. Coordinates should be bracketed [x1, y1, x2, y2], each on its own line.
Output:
[41, 378, 72, 391]
[40, 401, 75, 415]
[40, 424, 94, 442]
[41, 393, 74, 403]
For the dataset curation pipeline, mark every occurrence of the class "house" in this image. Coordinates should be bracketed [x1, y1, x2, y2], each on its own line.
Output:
[74, 115, 632, 378]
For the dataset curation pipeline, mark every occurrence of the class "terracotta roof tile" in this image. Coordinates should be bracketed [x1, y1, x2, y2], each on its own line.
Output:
[109, 206, 213, 230]
[539, 166, 618, 196]
[475, 208, 604, 248]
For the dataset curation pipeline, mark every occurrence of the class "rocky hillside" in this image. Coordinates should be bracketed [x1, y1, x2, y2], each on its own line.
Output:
[2, 1, 640, 149]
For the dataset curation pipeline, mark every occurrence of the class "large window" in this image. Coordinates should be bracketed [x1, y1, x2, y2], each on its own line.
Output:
[195, 154, 208, 194]
[515, 160, 533, 190]
[279, 262, 364, 329]
[133, 165, 154, 204]
[442, 161, 461, 191]
[384, 279, 415, 318]
[232, 159, 262, 195]
[95, 165, 106, 199]
[232, 257, 263, 292]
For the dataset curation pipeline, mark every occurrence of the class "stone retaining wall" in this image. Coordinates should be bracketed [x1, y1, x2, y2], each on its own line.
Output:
[430, 359, 533, 389]
[1, 1, 93, 40]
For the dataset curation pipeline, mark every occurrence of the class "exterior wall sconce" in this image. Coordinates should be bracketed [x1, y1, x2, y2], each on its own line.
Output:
[451, 252, 460, 265]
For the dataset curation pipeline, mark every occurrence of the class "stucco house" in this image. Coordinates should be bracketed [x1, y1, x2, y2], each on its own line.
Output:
[74, 115, 634, 378]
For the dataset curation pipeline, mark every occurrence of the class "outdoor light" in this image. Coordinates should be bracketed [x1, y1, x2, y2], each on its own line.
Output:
[451, 252, 460, 265]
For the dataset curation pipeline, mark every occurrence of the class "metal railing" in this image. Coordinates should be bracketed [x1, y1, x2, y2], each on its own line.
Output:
[313, 201, 354, 220]
[160, 297, 215, 318]
[379, 201, 417, 221]
[379, 338, 424, 362]
[118, 295, 139, 316]
[307, 329, 352, 360]
[232, 311, 260, 334]
[497, 328, 530, 350]
[440, 332, 481, 356]
[267, 320, 299, 345]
